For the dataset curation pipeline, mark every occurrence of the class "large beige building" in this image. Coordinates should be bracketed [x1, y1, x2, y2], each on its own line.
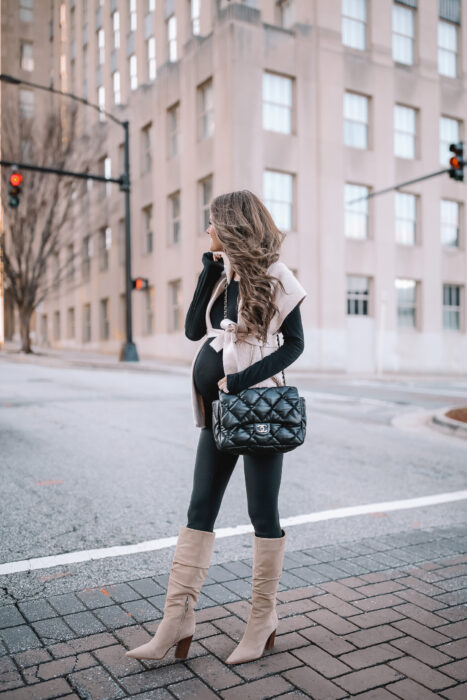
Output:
[2, 0, 467, 374]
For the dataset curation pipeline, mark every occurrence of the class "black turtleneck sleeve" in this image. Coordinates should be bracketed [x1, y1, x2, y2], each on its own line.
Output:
[225, 302, 305, 393]
[184, 252, 225, 341]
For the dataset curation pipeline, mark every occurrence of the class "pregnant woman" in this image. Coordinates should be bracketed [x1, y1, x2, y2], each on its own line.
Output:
[126, 189, 307, 665]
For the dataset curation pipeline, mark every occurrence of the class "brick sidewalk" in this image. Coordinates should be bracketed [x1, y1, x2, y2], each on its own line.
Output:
[1, 524, 466, 699]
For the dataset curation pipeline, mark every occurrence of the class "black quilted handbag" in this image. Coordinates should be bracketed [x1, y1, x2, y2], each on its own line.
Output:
[211, 282, 307, 455]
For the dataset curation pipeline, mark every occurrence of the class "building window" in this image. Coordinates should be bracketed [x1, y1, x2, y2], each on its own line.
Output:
[98, 85, 105, 121]
[20, 41, 34, 71]
[119, 292, 126, 336]
[395, 278, 417, 329]
[199, 176, 213, 233]
[144, 286, 154, 334]
[263, 170, 293, 232]
[141, 123, 152, 174]
[394, 104, 416, 159]
[129, 54, 137, 90]
[167, 102, 179, 157]
[438, 20, 457, 78]
[52, 252, 60, 289]
[82, 303, 91, 342]
[392, 2, 415, 65]
[100, 298, 110, 340]
[341, 0, 366, 50]
[104, 157, 111, 197]
[129, 0, 137, 31]
[113, 70, 121, 105]
[97, 28, 105, 65]
[143, 205, 153, 254]
[98, 227, 111, 270]
[118, 143, 124, 173]
[168, 279, 182, 331]
[198, 78, 214, 140]
[82, 235, 92, 281]
[395, 192, 416, 246]
[112, 10, 120, 49]
[344, 183, 369, 239]
[347, 276, 370, 315]
[262, 72, 293, 134]
[19, 0, 33, 22]
[147, 0, 156, 11]
[191, 0, 200, 35]
[67, 307, 75, 339]
[67, 243, 75, 282]
[344, 92, 368, 149]
[168, 191, 181, 244]
[277, 0, 294, 29]
[70, 59, 76, 91]
[147, 36, 156, 80]
[167, 14, 177, 61]
[443, 284, 461, 331]
[441, 200, 460, 247]
[439, 116, 460, 166]
[53, 311, 61, 341]
[19, 88, 34, 118]
[82, 44, 88, 97]
[41, 314, 48, 344]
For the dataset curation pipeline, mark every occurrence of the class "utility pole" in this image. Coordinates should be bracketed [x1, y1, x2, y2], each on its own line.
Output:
[0, 73, 139, 361]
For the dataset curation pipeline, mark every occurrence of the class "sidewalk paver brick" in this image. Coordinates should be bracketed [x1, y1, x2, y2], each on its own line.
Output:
[1, 523, 466, 699]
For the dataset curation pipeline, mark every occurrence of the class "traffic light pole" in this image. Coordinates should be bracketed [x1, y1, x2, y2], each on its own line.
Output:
[120, 121, 138, 361]
[0, 72, 139, 362]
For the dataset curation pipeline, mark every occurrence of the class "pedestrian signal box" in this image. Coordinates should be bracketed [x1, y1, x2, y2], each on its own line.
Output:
[132, 277, 149, 291]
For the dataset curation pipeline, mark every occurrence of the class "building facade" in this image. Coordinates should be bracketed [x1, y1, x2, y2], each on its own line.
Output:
[2, 0, 466, 373]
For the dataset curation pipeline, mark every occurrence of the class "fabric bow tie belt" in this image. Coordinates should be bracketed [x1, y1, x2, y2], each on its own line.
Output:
[207, 319, 276, 378]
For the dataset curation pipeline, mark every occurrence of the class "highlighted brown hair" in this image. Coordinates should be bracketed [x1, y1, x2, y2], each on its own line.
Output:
[210, 189, 286, 344]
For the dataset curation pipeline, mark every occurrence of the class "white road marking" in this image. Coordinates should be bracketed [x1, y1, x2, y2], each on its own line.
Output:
[1, 490, 467, 576]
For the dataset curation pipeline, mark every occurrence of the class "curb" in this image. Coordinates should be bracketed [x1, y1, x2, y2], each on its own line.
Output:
[431, 405, 467, 440]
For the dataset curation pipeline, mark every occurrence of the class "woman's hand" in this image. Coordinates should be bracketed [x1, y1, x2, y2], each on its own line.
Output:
[218, 376, 229, 392]
[213, 252, 223, 263]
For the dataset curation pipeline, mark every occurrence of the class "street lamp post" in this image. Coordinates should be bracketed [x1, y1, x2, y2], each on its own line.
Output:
[0, 73, 139, 361]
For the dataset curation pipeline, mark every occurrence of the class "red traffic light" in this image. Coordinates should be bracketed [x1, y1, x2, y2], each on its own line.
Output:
[132, 277, 149, 291]
[448, 142, 464, 181]
[9, 172, 23, 187]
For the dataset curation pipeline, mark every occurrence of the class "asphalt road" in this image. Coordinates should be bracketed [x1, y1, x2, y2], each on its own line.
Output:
[1, 357, 466, 601]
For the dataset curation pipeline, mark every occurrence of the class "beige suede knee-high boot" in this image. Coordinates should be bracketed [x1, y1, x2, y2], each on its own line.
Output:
[225, 529, 286, 665]
[125, 526, 215, 661]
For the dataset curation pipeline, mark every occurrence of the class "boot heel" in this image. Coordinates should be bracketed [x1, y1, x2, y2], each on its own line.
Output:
[265, 629, 276, 650]
[174, 635, 193, 659]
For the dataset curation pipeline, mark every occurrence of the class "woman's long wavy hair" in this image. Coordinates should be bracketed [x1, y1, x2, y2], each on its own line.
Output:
[210, 189, 286, 344]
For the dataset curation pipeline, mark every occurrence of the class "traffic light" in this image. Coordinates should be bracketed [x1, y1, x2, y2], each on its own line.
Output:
[449, 142, 464, 182]
[8, 169, 23, 208]
[132, 277, 149, 291]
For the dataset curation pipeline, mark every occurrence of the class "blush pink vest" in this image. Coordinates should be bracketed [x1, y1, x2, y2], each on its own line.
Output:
[189, 250, 307, 428]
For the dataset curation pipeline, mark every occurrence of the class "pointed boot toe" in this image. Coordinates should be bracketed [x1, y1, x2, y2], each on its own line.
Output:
[125, 641, 155, 660]
[225, 626, 276, 665]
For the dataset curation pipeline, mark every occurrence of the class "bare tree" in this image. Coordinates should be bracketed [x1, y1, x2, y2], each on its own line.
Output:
[1, 103, 92, 353]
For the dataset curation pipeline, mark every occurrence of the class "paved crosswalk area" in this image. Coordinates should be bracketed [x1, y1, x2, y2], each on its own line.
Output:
[1, 522, 466, 699]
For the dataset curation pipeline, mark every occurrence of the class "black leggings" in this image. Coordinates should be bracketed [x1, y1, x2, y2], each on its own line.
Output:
[186, 427, 283, 538]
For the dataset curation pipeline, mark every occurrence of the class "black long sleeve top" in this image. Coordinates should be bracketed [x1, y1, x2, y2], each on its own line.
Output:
[185, 252, 305, 396]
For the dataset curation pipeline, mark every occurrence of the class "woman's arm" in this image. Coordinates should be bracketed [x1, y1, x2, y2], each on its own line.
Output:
[225, 302, 304, 393]
[184, 252, 225, 341]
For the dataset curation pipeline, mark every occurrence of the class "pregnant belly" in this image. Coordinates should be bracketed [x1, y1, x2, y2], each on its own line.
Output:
[193, 338, 225, 404]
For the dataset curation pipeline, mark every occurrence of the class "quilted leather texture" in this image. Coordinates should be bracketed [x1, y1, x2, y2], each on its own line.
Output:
[212, 385, 307, 455]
